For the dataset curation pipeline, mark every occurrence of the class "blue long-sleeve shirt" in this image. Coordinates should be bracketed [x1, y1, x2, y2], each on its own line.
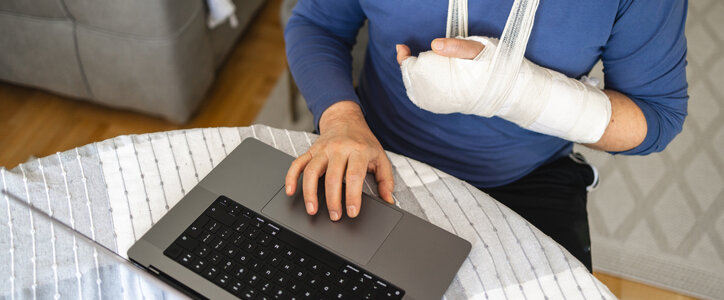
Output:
[285, 0, 688, 188]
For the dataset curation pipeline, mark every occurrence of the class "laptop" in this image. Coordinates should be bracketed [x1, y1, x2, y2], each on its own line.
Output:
[128, 137, 471, 299]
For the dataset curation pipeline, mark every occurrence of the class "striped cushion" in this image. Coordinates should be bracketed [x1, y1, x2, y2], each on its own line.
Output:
[0, 125, 613, 299]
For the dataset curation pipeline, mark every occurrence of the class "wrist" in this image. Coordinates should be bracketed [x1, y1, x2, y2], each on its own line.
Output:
[319, 101, 365, 133]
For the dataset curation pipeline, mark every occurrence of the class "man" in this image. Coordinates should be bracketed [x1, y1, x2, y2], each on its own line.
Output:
[283, 0, 688, 271]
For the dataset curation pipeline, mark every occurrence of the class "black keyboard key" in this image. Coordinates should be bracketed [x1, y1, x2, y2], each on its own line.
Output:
[331, 290, 345, 299]
[280, 260, 294, 274]
[259, 282, 274, 295]
[299, 289, 317, 299]
[175, 234, 198, 250]
[205, 220, 222, 233]
[228, 280, 244, 295]
[208, 205, 237, 226]
[320, 281, 334, 295]
[268, 256, 282, 267]
[194, 245, 211, 258]
[361, 289, 378, 300]
[260, 266, 275, 279]
[221, 258, 235, 272]
[231, 234, 245, 246]
[240, 240, 256, 252]
[347, 283, 363, 295]
[178, 252, 194, 266]
[245, 273, 261, 287]
[292, 266, 307, 281]
[234, 265, 250, 279]
[274, 273, 291, 286]
[208, 252, 223, 265]
[244, 227, 261, 239]
[233, 219, 249, 233]
[255, 248, 269, 259]
[185, 222, 205, 239]
[224, 245, 239, 257]
[248, 261, 263, 271]
[262, 223, 280, 236]
[218, 196, 232, 206]
[257, 234, 271, 247]
[202, 266, 220, 280]
[272, 287, 287, 298]
[252, 217, 265, 228]
[215, 273, 231, 287]
[219, 227, 233, 239]
[334, 276, 347, 287]
[288, 282, 302, 293]
[270, 242, 283, 252]
[240, 288, 258, 300]
[237, 253, 251, 265]
[199, 232, 214, 244]
[282, 248, 295, 260]
[191, 258, 208, 273]
[211, 237, 227, 251]
[163, 243, 183, 259]
[307, 277, 321, 289]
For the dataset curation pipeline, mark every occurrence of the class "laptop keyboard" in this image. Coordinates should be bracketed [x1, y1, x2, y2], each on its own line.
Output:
[163, 195, 405, 300]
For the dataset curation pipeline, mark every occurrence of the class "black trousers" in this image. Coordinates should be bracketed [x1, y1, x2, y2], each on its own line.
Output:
[480, 153, 595, 272]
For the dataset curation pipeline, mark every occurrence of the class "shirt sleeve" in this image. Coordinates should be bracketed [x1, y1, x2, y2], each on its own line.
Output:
[284, 0, 366, 131]
[602, 0, 689, 155]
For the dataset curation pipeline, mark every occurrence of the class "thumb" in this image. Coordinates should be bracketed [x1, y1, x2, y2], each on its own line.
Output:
[396, 44, 412, 65]
[431, 38, 484, 60]
[373, 158, 395, 204]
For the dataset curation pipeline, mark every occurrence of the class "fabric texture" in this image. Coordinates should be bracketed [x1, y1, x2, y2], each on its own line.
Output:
[284, 0, 688, 189]
[0, 0, 264, 123]
[0, 125, 613, 299]
[482, 154, 596, 272]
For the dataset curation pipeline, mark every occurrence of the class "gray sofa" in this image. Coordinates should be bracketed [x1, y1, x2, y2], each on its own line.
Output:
[0, 0, 264, 123]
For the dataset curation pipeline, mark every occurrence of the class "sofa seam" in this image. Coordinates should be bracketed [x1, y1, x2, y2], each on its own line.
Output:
[57, 0, 95, 100]
[0, 10, 68, 21]
[74, 5, 203, 43]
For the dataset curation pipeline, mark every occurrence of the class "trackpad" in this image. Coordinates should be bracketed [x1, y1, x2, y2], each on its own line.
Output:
[261, 185, 402, 265]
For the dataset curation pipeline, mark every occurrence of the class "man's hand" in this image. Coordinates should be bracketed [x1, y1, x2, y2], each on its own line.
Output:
[285, 101, 395, 221]
[396, 38, 485, 65]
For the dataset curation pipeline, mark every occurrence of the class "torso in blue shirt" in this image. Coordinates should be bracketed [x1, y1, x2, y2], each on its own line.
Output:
[359, 1, 615, 187]
[285, 0, 688, 188]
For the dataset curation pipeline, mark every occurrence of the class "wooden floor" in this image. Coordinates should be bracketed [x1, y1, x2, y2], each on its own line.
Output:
[0, 0, 287, 170]
[0, 1, 699, 299]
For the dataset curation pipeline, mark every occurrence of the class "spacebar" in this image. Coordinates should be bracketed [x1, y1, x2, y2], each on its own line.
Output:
[277, 228, 345, 270]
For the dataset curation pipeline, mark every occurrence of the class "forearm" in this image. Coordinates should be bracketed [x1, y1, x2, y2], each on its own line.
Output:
[285, 12, 362, 129]
[584, 89, 646, 152]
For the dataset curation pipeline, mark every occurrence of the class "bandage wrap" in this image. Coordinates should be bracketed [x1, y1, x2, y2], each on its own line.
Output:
[400, 0, 612, 144]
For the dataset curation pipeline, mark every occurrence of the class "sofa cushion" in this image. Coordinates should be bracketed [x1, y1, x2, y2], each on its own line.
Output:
[63, 0, 201, 37]
[0, 0, 67, 19]
[0, 14, 88, 98]
[76, 8, 214, 123]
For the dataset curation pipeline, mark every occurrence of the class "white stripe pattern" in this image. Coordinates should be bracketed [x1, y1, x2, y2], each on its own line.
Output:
[19, 164, 38, 299]
[57, 153, 84, 300]
[77, 147, 104, 299]
[38, 160, 61, 299]
[2, 168, 16, 300]
[0, 126, 613, 299]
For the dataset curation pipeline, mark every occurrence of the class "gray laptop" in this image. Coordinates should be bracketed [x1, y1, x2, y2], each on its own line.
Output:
[128, 137, 471, 299]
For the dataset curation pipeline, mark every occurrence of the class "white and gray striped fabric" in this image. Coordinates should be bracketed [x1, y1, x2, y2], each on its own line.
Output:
[0, 125, 614, 299]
